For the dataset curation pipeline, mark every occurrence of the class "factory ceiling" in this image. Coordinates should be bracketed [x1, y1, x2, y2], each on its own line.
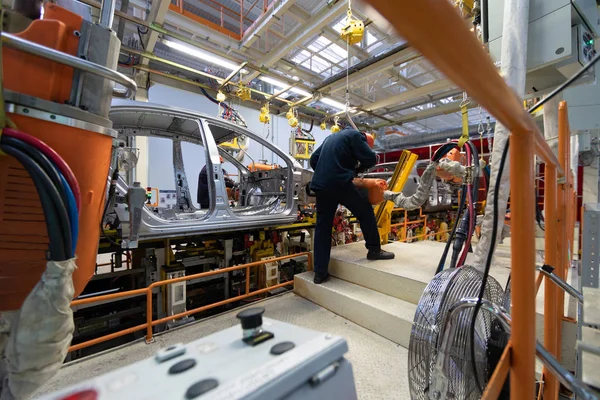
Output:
[95, 0, 496, 136]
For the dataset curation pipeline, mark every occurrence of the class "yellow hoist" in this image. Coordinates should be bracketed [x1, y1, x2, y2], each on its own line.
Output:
[286, 107, 299, 128]
[340, 0, 364, 45]
[259, 103, 270, 124]
[236, 82, 251, 101]
[330, 116, 341, 133]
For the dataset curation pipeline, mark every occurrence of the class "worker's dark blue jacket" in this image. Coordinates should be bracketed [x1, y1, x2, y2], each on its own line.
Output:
[197, 165, 234, 207]
[309, 128, 377, 191]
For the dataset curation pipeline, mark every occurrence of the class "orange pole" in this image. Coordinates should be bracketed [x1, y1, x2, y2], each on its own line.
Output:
[556, 101, 570, 359]
[245, 266, 250, 294]
[481, 343, 512, 400]
[146, 286, 153, 342]
[510, 130, 536, 399]
[542, 163, 559, 400]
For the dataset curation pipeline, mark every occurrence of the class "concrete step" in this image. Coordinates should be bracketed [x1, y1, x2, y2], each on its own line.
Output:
[328, 241, 449, 304]
[294, 271, 416, 348]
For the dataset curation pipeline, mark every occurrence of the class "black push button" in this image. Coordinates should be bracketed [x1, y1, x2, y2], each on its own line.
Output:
[270, 341, 295, 355]
[236, 307, 265, 330]
[168, 359, 197, 375]
[185, 379, 219, 399]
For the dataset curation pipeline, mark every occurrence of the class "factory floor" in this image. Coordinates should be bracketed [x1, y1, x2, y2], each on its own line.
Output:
[38, 228, 579, 399]
[36, 293, 408, 399]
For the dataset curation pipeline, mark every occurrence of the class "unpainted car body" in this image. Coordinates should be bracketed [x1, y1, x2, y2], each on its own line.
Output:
[108, 101, 313, 242]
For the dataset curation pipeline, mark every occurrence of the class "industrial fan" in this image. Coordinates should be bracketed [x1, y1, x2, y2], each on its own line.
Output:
[408, 266, 509, 400]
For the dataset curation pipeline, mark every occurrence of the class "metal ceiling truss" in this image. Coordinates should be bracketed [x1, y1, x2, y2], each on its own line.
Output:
[87, 0, 493, 133]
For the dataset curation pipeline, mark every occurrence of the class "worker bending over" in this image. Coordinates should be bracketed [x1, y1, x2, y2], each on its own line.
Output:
[197, 156, 235, 209]
[310, 128, 394, 285]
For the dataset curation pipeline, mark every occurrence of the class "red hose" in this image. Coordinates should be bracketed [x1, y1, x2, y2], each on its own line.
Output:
[4, 127, 81, 212]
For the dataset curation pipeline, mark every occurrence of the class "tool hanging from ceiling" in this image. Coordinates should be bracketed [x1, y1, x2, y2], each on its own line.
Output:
[286, 107, 299, 127]
[339, 0, 364, 133]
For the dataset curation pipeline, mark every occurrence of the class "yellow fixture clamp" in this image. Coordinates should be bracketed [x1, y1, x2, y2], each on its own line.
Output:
[458, 94, 470, 148]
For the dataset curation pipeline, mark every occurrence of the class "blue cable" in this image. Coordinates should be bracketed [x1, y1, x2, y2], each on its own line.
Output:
[60, 173, 78, 256]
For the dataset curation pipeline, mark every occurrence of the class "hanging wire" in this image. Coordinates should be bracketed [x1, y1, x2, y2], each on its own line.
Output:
[344, 0, 359, 131]
[477, 107, 485, 160]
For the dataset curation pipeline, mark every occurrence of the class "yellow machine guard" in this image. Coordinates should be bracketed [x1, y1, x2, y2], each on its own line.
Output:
[374, 150, 418, 244]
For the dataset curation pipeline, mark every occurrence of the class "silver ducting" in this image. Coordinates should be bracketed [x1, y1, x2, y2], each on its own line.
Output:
[377, 124, 495, 150]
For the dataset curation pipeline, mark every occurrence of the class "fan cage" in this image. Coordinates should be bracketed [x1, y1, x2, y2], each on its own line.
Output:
[408, 266, 505, 400]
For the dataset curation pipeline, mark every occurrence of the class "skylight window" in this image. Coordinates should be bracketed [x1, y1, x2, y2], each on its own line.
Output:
[366, 31, 377, 46]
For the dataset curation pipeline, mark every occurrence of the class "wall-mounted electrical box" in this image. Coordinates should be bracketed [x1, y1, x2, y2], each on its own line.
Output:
[483, 0, 599, 93]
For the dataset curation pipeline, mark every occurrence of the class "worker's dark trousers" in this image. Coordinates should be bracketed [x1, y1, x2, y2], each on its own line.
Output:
[313, 182, 381, 277]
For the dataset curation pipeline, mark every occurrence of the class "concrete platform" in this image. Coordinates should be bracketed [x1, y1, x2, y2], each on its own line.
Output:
[294, 239, 577, 369]
[35, 293, 410, 400]
[294, 272, 416, 347]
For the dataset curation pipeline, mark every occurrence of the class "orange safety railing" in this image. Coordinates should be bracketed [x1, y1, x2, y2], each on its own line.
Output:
[69, 252, 312, 352]
[363, 1, 577, 398]
[389, 208, 450, 243]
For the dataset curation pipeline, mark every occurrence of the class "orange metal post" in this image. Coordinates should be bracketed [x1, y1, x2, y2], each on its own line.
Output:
[146, 286, 153, 342]
[245, 266, 250, 294]
[481, 343, 512, 400]
[556, 101, 570, 359]
[510, 130, 537, 399]
[542, 163, 559, 400]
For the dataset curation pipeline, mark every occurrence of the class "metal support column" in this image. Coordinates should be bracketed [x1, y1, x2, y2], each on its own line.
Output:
[99, 0, 117, 29]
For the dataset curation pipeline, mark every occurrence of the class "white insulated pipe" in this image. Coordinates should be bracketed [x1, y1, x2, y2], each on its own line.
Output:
[471, 0, 530, 271]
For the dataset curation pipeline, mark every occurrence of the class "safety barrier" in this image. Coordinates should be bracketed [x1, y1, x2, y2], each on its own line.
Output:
[68, 252, 312, 352]
[390, 208, 451, 243]
[364, 0, 581, 398]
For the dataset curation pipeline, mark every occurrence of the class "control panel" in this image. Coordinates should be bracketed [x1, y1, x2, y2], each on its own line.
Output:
[39, 308, 358, 400]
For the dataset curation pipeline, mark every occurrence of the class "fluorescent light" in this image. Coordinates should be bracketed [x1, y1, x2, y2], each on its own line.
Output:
[291, 87, 311, 97]
[258, 76, 287, 87]
[321, 97, 346, 110]
[258, 76, 311, 97]
[163, 40, 247, 72]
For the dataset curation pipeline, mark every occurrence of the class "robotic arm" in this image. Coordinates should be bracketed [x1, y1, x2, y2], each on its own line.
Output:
[383, 159, 466, 211]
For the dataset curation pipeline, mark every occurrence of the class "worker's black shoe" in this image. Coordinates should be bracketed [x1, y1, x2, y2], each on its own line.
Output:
[367, 249, 395, 260]
[313, 273, 330, 284]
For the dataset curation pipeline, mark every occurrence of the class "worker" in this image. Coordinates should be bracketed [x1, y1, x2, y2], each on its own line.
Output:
[309, 128, 395, 284]
[197, 156, 235, 209]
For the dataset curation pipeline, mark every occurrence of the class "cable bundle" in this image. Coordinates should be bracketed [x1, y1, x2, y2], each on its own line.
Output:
[0, 127, 80, 261]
